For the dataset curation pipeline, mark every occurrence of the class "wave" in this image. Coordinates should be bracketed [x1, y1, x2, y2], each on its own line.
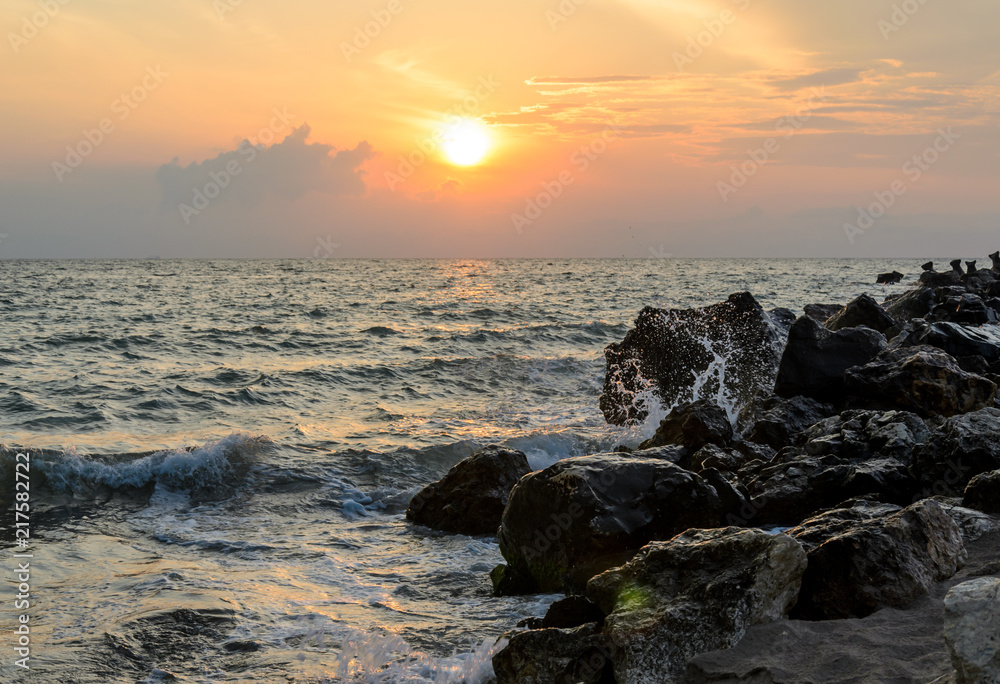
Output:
[0, 433, 273, 499]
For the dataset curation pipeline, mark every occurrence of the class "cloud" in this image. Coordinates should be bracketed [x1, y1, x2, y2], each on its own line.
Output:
[526, 75, 656, 85]
[771, 67, 864, 91]
[156, 125, 374, 210]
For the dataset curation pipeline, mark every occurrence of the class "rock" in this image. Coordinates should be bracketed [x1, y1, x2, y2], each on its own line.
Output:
[740, 394, 836, 450]
[492, 623, 615, 684]
[934, 499, 1000, 543]
[825, 293, 898, 335]
[496, 454, 728, 593]
[877, 271, 905, 285]
[844, 346, 996, 418]
[406, 445, 530, 536]
[930, 293, 998, 325]
[746, 455, 855, 525]
[789, 499, 967, 620]
[921, 270, 963, 288]
[963, 470, 1000, 514]
[601, 292, 786, 425]
[541, 595, 606, 629]
[913, 409, 1000, 497]
[992, 251, 1000, 271]
[774, 315, 887, 405]
[691, 444, 745, 474]
[893, 320, 1000, 362]
[638, 400, 733, 451]
[804, 303, 842, 324]
[800, 409, 930, 464]
[585, 527, 807, 684]
[943, 578, 1000, 684]
[885, 286, 936, 322]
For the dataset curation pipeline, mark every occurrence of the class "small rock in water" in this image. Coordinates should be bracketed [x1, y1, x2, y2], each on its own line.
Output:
[877, 271, 905, 284]
[406, 445, 530, 536]
[943, 577, 1000, 684]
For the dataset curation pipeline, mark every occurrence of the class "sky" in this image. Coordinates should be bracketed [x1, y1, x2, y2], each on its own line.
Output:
[1, 0, 998, 258]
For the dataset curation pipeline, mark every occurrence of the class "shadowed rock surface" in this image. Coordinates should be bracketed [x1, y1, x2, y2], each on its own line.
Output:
[496, 454, 730, 594]
[585, 528, 807, 684]
[943, 577, 1000, 684]
[825, 293, 897, 335]
[844, 346, 996, 418]
[638, 400, 733, 451]
[406, 445, 530, 536]
[913, 408, 1000, 497]
[774, 315, 887, 404]
[789, 499, 966, 620]
[492, 623, 615, 684]
[962, 470, 1000, 514]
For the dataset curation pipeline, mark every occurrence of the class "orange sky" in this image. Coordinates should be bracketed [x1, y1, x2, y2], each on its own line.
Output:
[1, 0, 998, 257]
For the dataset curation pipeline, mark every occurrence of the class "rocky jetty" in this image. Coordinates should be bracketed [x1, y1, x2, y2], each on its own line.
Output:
[404, 255, 1000, 682]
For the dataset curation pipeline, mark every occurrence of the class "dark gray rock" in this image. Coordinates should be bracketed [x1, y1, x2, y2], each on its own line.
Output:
[931, 293, 998, 325]
[826, 294, 897, 335]
[877, 271, 905, 285]
[638, 400, 733, 451]
[541, 595, 606, 629]
[774, 316, 887, 404]
[406, 445, 530, 536]
[496, 454, 728, 593]
[789, 499, 967, 620]
[943, 578, 1000, 684]
[803, 303, 843, 324]
[799, 409, 930, 465]
[601, 292, 786, 425]
[740, 394, 836, 450]
[586, 527, 807, 684]
[963, 470, 1000, 514]
[844, 346, 996, 418]
[492, 623, 614, 684]
[892, 320, 1000, 362]
[913, 409, 1000, 498]
[886, 286, 936, 321]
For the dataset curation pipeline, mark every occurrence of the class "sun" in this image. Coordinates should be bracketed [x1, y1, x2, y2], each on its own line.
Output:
[441, 119, 491, 166]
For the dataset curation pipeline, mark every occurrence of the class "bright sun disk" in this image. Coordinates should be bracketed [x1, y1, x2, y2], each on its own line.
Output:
[442, 119, 491, 166]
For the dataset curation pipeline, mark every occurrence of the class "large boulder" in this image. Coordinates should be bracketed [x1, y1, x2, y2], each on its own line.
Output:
[601, 292, 786, 425]
[962, 469, 1000, 514]
[585, 528, 807, 684]
[800, 409, 930, 464]
[774, 316, 887, 404]
[943, 578, 1000, 684]
[884, 286, 936, 322]
[492, 623, 614, 684]
[892, 320, 1000, 362]
[789, 499, 967, 620]
[638, 400, 733, 451]
[825, 293, 897, 335]
[803, 303, 843, 324]
[844, 346, 996, 418]
[406, 445, 530, 536]
[739, 394, 836, 450]
[913, 408, 1000, 497]
[495, 454, 731, 594]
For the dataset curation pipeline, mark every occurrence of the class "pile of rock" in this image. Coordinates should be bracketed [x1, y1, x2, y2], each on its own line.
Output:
[405, 258, 1000, 683]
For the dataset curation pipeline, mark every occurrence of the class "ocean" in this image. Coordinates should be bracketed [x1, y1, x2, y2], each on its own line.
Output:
[0, 257, 923, 683]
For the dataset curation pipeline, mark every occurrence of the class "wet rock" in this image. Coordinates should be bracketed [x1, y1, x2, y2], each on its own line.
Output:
[496, 454, 727, 593]
[601, 292, 786, 425]
[774, 315, 887, 405]
[586, 527, 807, 684]
[963, 470, 1000, 514]
[920, 270, 963, 288]
[746, 455, 854, 525]
[691, 444, 746, 475]
[789, 499, 966, 620]
[803, 303, 843, 324]
[877, 271, 905, 284]
[913, 409, 1000, 497]
[943, 578, 1000, 684]
[892, 320, 1000, 362]
[541, 595, 606, 629]
[492, 623, 615, 684]
[638, 400, 733, 451]
[406, 445, 530, 536]
[825, 293, 898, 335]
[885, 285, 936, 322]
[740, 394, 836, 450]
[844, 346, 996, 418]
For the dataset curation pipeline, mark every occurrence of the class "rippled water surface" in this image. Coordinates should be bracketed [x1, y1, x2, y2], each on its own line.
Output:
[0, 258, 924, 682]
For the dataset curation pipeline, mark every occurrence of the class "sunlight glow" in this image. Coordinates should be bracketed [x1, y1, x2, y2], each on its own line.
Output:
[441, 119, 491, 166]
